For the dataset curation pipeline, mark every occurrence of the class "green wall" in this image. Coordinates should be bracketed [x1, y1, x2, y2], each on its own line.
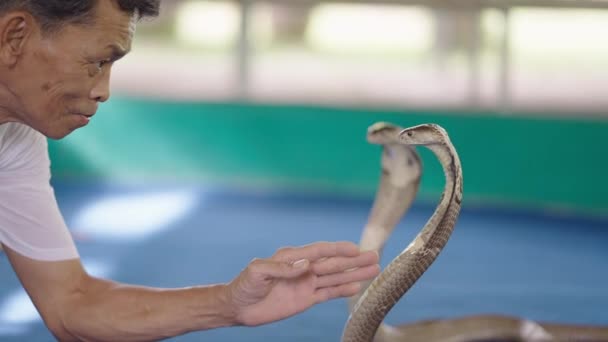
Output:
[48, 96, 608, 217]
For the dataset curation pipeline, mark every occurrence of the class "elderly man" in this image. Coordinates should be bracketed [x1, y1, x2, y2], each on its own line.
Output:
[0, 1, 380, 341]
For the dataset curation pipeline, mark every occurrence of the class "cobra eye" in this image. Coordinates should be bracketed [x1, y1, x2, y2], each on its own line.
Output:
[407, 131, 413, 137]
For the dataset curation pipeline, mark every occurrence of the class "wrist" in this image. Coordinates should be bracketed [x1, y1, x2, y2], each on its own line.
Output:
[189, 284, 239, 330]
[215, 283, 241, 327]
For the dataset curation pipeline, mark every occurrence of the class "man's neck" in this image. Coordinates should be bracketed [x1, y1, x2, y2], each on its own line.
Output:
[0, 78, 22, 126]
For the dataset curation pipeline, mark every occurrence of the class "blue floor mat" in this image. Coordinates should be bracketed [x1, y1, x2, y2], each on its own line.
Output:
[0, 182, 606, 341]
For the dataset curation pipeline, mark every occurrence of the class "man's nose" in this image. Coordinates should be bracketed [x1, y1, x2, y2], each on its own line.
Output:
[90, 69, 111, 103]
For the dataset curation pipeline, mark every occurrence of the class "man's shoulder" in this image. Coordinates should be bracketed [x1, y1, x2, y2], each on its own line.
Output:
[0, 122, 48, 173]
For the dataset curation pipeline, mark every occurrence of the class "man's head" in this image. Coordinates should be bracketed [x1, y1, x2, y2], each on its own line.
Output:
[0, 0, 160, 139]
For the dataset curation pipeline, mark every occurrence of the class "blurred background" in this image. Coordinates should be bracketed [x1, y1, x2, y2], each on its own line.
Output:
[1, 0, 608, 341]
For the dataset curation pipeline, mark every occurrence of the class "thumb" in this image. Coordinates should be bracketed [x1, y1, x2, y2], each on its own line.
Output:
[250, 258, 310, 280]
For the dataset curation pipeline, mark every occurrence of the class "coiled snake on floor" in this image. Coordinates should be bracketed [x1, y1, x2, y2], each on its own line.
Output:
[341, 122, 608, 342]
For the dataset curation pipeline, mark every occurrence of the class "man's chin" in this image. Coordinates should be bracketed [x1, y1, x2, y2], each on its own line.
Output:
[46, 132, 71, 140]
[42, 126, 79, 140]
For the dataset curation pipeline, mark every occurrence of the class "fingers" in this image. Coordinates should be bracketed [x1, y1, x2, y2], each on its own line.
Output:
[273, 241, 361, 263]
[247, 258, 310, 281]
[312, 250, 379, 276]
[314, 282, 361, 304]
[315, 264, 381, 288]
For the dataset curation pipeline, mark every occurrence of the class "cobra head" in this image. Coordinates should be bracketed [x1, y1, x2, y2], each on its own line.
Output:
[399, 124, 447, 146]
[367, 122, 402, 145]
[366, 122, 422, 187]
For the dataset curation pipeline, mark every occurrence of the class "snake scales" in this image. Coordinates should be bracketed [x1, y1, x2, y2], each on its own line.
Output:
[341, 122, 608, 342]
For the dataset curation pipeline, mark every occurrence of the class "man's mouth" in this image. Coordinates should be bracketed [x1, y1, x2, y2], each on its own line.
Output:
[72, 112, 94, 125]
[72, 112, 95, 120]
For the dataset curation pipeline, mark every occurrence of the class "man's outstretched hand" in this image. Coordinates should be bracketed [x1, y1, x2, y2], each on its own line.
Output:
[226, 241, 380, 326]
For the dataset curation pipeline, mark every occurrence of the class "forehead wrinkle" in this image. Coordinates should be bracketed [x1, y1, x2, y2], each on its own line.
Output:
[129, 14, 137, 34]
[118, 15, 136, 51]
[94, 17, 134, 60]
[92, 5, 136, 42]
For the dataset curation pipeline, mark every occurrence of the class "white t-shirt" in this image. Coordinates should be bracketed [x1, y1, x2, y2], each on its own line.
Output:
[0, 122, 79, 261]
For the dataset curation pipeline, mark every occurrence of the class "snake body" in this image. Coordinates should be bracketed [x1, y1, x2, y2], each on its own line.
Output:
[343, 122, 463, 342]
[343, 122, 608, 342]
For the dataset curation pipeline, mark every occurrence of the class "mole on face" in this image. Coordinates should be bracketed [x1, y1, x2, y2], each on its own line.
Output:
[41, 82, 51, 92]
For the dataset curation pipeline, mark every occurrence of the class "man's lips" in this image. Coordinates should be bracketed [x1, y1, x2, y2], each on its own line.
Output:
[72, 112, 95, 120]
[72, 112, 94, 125]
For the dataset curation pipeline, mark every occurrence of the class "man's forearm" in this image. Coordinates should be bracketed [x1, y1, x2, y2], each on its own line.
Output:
[59, 277, 238, 342]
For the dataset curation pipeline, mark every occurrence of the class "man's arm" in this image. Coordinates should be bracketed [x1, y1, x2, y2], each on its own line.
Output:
[3, 244, 236, 341]
[3, 241, 379, 342]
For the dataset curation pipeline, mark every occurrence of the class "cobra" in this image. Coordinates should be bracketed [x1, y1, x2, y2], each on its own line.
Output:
[342, 122, 608, 342]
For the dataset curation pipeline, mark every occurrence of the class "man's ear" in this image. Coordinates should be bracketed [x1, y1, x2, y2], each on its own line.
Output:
[0, 12, 35, 67]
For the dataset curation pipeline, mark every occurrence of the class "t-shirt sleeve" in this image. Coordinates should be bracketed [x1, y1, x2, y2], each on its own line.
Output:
[0, 124, 79, 261]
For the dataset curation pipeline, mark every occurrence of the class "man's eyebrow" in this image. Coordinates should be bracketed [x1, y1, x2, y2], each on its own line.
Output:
[107, 44, 130, 60]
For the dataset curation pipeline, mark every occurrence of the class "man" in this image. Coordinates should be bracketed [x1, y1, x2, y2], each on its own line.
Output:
[0, 1, 381, 341]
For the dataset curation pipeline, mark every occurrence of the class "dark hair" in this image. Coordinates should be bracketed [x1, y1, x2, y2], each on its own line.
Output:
[0, 0, 160, 32]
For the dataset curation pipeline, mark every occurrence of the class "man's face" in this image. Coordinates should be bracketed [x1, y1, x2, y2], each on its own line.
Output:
[12, 1, 136, 139]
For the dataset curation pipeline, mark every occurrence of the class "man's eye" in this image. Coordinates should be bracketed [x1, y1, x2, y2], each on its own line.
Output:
[87, 60, 111, 77]
[97, 60, 110, 69]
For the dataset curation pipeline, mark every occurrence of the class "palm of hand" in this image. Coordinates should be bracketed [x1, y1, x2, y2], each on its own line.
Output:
[227, 242, 380, 327]
[235, 271, 317, 326]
